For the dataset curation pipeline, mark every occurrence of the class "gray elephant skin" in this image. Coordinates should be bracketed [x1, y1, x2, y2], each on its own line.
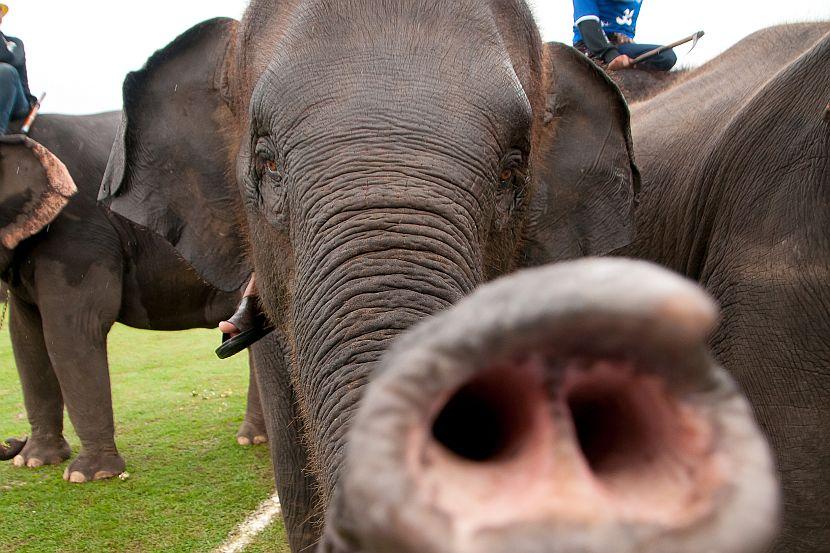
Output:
[0, 113, 267, 482]
[100, 2, 779, 552]
[620, 22, 830, 553]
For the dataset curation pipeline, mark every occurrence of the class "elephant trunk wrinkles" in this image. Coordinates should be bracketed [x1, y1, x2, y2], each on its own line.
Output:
[290, 200, 482, 500]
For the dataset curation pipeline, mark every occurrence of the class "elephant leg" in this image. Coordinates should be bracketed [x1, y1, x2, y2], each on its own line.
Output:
[8, 294, 71, 467]
[252, 331, 323, 552]
[41, 319, 124, 483]
[36, 263, 125, 483]
[236, 355, 268, 446]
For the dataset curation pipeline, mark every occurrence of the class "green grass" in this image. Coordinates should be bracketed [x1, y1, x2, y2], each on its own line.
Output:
[244, 521, 292, 552]
[0, 324, 289, 552]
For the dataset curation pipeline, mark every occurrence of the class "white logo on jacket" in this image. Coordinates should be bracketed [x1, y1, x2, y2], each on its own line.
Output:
[617, 9, 634, 26]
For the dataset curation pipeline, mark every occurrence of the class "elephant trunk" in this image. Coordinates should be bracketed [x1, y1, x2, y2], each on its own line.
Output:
[330, 258, 780, 553]
[289, 195, 483, 499]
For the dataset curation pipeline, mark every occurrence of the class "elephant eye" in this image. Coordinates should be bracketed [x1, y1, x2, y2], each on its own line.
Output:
[255, 138, 282, 181]
[498, 149, 526, 190]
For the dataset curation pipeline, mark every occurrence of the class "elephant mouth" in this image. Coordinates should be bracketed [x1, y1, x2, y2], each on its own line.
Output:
[419, 356, 721, 537]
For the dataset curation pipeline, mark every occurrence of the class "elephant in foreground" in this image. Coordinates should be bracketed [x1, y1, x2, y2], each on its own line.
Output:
[624, 22, 830, 552]
[0, 113, 267, 482]
[100, 1, 778, 550]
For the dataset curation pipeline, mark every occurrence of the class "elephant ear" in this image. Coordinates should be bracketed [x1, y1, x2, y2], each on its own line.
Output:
[99, 17, 249, 292]
[0, 135, 76, 250]
[523, 42, 640, 265]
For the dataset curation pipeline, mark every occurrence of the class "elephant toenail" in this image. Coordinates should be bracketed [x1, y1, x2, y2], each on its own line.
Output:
[253, 435, 267, 445]
[93, 470, 116, 480]
[68, 471, 87, 483]
[237, 436, 252, 446]
[12, 455, 25, 467]
[26, 458, 43, 468]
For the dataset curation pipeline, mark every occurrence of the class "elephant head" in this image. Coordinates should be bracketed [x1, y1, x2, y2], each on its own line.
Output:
[0, 135, 76, 272]
[96, 2, 775, 550]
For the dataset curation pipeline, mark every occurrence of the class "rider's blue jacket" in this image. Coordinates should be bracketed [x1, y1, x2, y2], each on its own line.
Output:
[573, 0, 643, 45]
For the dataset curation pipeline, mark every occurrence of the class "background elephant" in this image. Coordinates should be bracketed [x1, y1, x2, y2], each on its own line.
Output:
[0, 113, 267, 483]
[609, 66, 688, 103]
[621, 22, 830, 552]
[100, 2, 777, 551]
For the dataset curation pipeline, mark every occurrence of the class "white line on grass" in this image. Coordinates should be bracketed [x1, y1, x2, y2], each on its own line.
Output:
[214, 491, 282, 553]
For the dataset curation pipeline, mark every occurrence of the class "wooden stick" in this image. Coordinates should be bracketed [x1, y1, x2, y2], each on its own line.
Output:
[21, 92, 46, 135]
[631, 31, 705, 65]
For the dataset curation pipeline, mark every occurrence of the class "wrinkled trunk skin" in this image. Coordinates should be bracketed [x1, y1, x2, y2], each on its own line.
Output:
[331, 259, 780, 553]
[263, 175, 485, 503]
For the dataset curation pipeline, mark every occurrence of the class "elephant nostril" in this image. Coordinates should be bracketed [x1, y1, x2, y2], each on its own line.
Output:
[431, 386, 503, 461]
[568, 370, 673, 488]
[416, 358, 725, 533]
[561, 362, 726, 520]
[430, 370, 535, 462]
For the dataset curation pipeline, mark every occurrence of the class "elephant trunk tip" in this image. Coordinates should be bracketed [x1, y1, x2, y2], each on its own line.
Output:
[412, 357, 735, 543]
[336, 259, 780, 553]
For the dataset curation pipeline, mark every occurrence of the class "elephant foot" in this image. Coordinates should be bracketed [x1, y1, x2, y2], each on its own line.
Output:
[12, 434, 71, 468]
[62, 451, 126, 483]
[236, 420, 268, 446]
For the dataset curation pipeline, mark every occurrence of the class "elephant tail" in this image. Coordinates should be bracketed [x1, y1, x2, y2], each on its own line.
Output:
[0, 437, 27, 461]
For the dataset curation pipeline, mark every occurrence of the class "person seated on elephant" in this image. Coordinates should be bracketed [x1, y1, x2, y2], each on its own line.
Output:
[0, 3, 36, 134]
[573, 0, 677, 72]
[217, 273, 274, 358]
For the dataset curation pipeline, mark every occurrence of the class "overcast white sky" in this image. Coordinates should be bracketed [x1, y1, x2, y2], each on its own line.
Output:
[5, 1, 830, 114]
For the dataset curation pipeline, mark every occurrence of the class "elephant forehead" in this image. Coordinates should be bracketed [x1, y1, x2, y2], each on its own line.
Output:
[241, 0, 508, 70]
[250, 51, 531, 159]
[240, 2, 532, 132]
